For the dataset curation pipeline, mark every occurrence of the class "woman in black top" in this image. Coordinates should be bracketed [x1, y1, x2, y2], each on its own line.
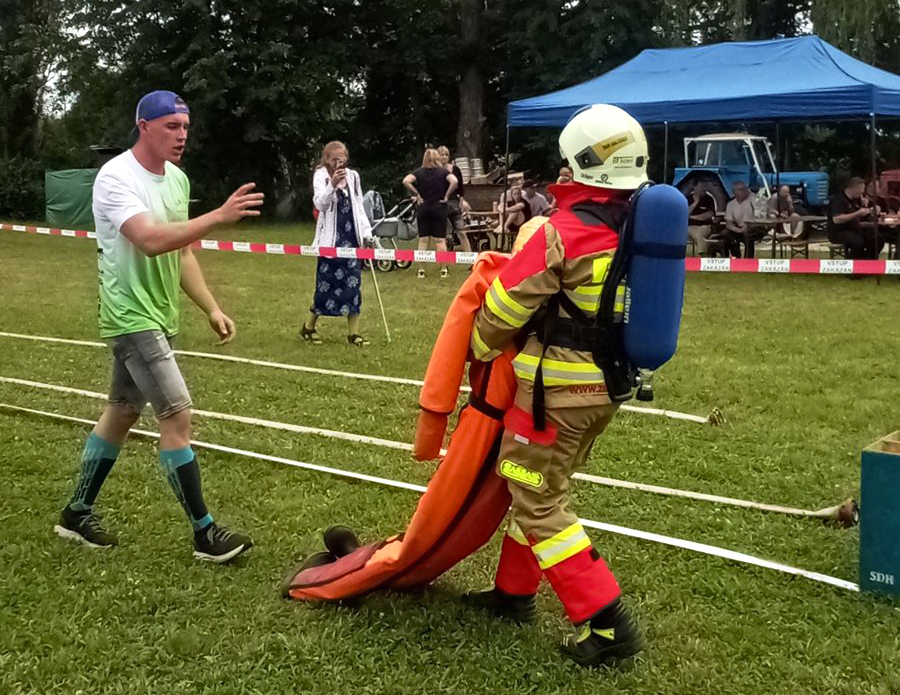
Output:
[403, 148, 458, 278]
[438, 145, 472, 253]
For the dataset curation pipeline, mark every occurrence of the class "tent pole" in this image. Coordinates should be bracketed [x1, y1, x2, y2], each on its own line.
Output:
[501, 125, 510, 235]
[663, 121, 669, 184]
[774, 121, 781, 258]
[870, 112, 877, 185]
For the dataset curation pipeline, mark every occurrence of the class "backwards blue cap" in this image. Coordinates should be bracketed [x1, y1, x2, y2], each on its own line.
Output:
[135, 90, 190, 123]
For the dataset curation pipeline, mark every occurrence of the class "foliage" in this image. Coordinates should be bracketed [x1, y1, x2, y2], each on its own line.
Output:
[2, 0, 900, 220]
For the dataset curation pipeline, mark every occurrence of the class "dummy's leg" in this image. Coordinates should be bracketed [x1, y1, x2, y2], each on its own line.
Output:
[463, 517, 541, 622]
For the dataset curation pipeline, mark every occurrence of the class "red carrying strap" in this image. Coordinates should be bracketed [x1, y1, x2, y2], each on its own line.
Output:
[503, 404, 558, 446]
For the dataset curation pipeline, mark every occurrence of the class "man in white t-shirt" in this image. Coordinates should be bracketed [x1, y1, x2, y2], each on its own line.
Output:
[724, 180, 764, 257]
[54, 90, 264, 563]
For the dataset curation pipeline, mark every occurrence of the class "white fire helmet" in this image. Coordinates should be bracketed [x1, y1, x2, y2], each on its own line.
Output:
[559, 104, 649, 190]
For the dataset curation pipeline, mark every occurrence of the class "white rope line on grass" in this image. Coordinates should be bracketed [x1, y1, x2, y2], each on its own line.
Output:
[0, 401, 859, 593]
[0, 403, 426, 493]
[0, 377, 414, 453]
[0, 331, 425, 387]
[0, 375, 849, 522]
[0, 331, 710, 424]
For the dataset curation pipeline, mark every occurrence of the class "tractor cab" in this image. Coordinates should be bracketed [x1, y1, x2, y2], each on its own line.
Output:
[673, 133, 829, 213]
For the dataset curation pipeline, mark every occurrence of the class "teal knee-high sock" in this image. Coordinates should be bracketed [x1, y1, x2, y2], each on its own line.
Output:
[159, 447, 213, 532]
[68, 433, 122, 512]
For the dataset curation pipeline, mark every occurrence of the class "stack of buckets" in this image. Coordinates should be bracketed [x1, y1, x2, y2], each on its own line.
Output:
[454, 157, 485, 184]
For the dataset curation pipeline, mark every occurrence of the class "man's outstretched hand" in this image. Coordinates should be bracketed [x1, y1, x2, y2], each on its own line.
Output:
[218, 183, 265, 224]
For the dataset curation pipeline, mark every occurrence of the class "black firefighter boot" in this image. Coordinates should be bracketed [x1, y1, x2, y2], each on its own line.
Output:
[561, 598, 642, 667]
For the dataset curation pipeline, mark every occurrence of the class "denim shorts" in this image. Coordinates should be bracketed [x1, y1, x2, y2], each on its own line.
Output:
[106, 330, 192, 419]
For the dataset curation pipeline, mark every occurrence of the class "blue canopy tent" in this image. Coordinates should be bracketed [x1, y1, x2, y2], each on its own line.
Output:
[508, 35, 900, 127]
[506, 35, 900, 184]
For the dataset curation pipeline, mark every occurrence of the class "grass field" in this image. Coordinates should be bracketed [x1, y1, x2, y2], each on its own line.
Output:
[1, 223, 899, 695]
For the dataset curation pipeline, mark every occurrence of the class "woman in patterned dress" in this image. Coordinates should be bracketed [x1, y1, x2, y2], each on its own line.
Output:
[302, 141, 373, 346]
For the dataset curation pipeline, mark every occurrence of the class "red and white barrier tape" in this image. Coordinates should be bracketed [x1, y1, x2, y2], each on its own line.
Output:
[4, 222, 898, 274]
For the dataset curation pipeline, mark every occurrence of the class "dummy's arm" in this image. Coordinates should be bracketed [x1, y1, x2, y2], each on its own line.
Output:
[470, 223, 563, 361]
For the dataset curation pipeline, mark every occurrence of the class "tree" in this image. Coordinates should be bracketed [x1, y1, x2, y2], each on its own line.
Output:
[493, 0, 663, 177]
[812, 0, 900, 73]
[0, 0, 71, 217]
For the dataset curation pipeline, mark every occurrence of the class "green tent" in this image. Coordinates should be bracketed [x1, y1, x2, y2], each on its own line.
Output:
[45, 169, 98, 228]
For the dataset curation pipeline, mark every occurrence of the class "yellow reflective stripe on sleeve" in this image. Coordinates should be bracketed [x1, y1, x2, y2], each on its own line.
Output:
[507, 519, 529, 546]
[486, 278, 530, 328]
[471, 324, 492, 359]
[531, 523, 592, 570]
[614, 284, 626, 313]
[592, 257, 611, 284]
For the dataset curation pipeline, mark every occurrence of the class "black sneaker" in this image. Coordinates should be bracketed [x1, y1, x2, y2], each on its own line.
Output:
[561, 599, 642, 668]
[461, 588, 537, 623]
[193, 523, 252, 564]
[54, 507, 117, 548]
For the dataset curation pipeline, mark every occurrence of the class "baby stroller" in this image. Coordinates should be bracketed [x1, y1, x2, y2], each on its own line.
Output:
[363, 190, 417, 273]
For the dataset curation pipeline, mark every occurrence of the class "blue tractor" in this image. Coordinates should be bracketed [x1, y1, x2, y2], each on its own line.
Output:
[672, 134, 829, 212]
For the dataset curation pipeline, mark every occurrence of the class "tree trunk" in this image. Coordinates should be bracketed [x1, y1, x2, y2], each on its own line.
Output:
[456, 0, 483, 160]
[731, 0, 747, 40]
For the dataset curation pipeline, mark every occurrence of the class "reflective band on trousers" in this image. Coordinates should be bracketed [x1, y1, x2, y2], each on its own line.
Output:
[512, 353, 605, 386]
[532, 522, 592, 569]
[486, 278, 530, 328]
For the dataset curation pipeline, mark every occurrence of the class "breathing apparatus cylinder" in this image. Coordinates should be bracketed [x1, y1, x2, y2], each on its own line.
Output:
[622, 184, 688, 381]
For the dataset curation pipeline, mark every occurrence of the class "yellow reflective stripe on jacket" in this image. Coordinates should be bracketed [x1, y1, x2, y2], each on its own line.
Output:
[592, 257, 611, 284]
[614, 284, 626, 314]
[486, 278, 530, 328]
[471, 324, 493, 360]
[531, 522, 592, 569]
[507, 519, 529, 546]
[512, 353, 605, 385]
[566, 282, 625, 314]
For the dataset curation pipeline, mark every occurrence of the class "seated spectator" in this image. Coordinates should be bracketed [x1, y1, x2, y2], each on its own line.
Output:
[872, 176, 900, 214]
[686, 181, 717, 255]
[493, 179, 531, 237]
[829, 176, 882, 259]
[724, 181, 765, 258]
[767, 184, 804, 239]
[522, 179, 550, 217]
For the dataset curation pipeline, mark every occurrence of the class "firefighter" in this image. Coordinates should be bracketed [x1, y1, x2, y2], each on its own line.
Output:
[464, 104, 647, 667]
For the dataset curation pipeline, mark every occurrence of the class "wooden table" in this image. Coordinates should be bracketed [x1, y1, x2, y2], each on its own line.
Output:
[711, 213, 828, 258]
